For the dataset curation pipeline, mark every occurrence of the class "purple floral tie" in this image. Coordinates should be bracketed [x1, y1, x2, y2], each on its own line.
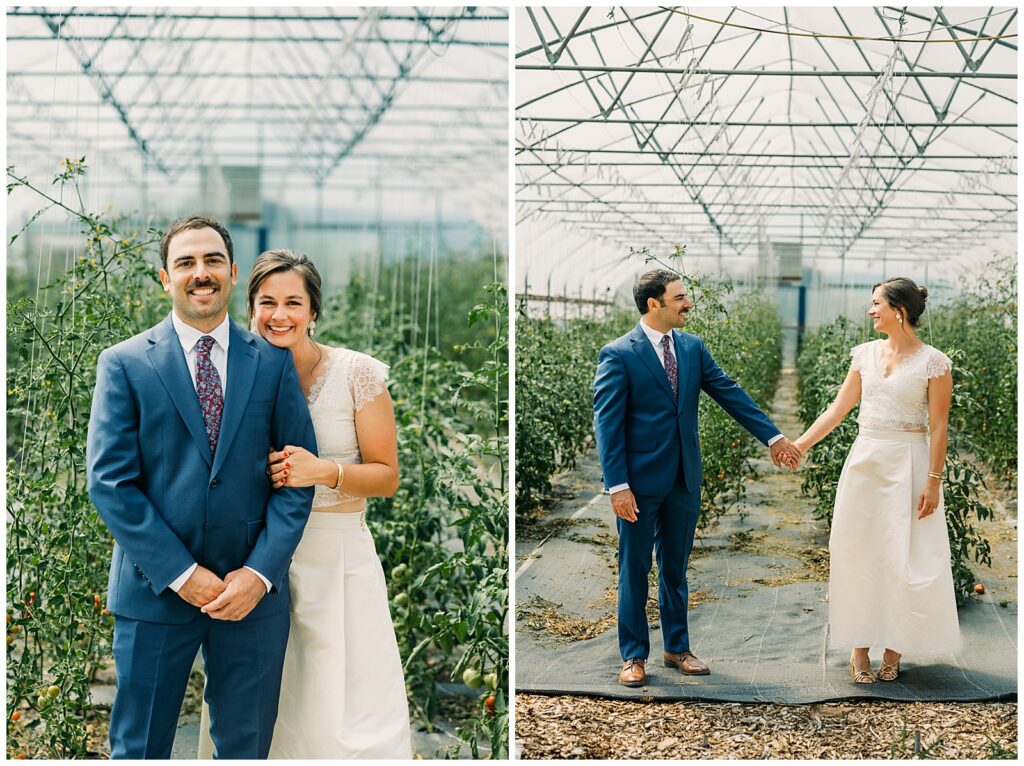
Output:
[195, 335, 223, 455]
[661, 334, 678, 398]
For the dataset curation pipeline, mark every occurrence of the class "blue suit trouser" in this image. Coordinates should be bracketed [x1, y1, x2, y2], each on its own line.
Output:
[108, 608, 289, 759]
[617, 465, 701, 661]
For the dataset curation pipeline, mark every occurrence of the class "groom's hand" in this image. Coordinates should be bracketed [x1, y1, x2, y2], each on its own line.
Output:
[201, 568, 266, 621]
[770, 438, 802, 471]
[178, 565, 227, 608]
[611, 488, 640, 523]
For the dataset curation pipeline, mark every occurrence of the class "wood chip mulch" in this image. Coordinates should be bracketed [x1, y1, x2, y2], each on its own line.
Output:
[515, 694, 1018, 760]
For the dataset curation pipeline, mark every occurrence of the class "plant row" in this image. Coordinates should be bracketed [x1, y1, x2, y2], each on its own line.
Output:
[515, 277, 783, 529]
[5, 164, 507, 759]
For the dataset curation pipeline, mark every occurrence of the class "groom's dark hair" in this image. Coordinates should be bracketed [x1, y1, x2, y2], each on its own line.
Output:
[160, 215, 234, 269]
[633, 269, 681, 314]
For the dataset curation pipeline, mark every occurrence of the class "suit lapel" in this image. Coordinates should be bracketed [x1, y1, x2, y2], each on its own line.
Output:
[147, 315, 212, 467]
[211, 320, 259, 476]
[629, 322, 675, 403]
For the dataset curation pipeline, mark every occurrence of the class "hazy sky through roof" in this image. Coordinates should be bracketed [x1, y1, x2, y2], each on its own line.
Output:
[515, 6, 1017, 300]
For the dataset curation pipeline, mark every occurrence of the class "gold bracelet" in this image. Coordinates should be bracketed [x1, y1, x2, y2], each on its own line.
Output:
[927, 471, 942, 480]
[333, 462, 345, 490]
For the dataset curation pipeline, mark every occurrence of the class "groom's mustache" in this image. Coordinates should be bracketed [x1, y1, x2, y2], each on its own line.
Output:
[188, 279, 219, 291]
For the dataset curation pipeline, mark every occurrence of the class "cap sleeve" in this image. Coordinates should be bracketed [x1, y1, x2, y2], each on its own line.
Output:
[349, 353, 390, 412]
[849, 341, 872, 374]
[926, 348, 952, 379]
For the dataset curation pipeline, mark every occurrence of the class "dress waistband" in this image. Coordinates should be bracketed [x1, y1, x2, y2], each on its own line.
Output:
[305, 510, 367, 530]
[857, 428, 928, 443]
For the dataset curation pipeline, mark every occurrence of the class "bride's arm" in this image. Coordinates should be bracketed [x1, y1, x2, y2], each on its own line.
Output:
[793, 365, 862, 455]
[268, 391, 399, 497]
[918, 369, 952, 519]
[334, 390, 400, 498]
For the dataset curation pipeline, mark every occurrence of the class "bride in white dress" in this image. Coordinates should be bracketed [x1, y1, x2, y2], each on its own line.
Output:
[793, 277, 960, 684]
[198, 249, 412, 758]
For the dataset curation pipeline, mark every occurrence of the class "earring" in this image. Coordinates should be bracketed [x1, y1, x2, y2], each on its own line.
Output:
[308, 320, 316, 337]
[898, 313, 904, 325]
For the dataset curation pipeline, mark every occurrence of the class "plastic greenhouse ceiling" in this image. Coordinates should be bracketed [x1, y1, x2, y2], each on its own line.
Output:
[515, 6, 1017, 294]
[7, 7, 508, 228]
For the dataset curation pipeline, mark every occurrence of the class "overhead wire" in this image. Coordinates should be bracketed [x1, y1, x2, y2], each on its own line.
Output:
[660, 7, 1018, 44]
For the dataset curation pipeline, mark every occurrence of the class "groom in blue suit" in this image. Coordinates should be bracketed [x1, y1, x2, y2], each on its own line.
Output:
[594, 269, 800, 687]
[87, 216, 316, 757]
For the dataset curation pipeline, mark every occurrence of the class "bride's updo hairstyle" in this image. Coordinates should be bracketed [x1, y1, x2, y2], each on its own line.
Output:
[246, 249, 324, 326]
[873, 277, 929, 327]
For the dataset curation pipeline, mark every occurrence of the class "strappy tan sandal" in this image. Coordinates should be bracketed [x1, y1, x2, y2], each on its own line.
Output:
[877, 652, 901, 682]
[849, 654, 876, 684]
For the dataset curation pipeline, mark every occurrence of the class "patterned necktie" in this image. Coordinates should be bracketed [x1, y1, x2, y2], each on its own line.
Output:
[661, 334, 678, 398]
[195, 335, 224, 455]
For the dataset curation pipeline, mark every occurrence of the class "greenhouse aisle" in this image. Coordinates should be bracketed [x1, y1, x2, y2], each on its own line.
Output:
[515, 369, 1017, 703]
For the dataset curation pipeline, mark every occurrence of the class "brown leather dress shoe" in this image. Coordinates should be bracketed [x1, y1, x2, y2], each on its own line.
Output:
[663, 650, 710, 675]
[618, 658, 647, 687]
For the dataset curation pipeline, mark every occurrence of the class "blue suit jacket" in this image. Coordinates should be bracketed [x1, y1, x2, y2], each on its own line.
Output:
[594, 322, 780, 497]
[86, 314, 317, 624]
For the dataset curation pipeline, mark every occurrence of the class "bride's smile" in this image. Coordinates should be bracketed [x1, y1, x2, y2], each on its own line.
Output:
[252, 270, 316, 350]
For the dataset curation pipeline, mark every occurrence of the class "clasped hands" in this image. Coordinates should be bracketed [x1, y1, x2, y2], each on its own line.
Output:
[770, 437, 804, 471]
[177, 565, 265, 621]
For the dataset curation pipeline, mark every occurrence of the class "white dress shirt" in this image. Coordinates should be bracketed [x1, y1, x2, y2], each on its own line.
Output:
[607, 319, 782, 495]
[167, 312, 271, 594]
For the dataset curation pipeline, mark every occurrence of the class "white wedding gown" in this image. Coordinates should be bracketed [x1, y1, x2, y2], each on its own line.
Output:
[199, 347, 412, 759]
[828, 340, 961, 656]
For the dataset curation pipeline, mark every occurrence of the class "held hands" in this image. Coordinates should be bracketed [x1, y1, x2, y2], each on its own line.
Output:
[268, 445, 318, 489]
[611, 488, 640, 523]
[917, 482, 941, 520]
[770, 437, 803, 471]
[200, 568, 266, 621]
[177, 565, 227, 609]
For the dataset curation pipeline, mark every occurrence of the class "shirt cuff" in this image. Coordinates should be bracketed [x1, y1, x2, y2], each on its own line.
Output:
[607, 483, 630, 494]
[767, 434, 785, 447]
[168, 563, 198, 593]
[244, 566, 273, 593]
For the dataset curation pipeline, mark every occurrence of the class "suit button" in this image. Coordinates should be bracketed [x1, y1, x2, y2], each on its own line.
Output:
[210, 479, 219, 488]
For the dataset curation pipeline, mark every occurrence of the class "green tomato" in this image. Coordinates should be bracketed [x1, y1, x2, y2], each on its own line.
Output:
[393, 592, 410, 608]
[47, 685, 60, 698]
[462, 668, 483, 689]
[484, 672, 499, 691]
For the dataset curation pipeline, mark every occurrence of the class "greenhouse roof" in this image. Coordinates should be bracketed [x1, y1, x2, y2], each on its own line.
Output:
[6, 6, 508, 229]
[515, 6, 1017, 293]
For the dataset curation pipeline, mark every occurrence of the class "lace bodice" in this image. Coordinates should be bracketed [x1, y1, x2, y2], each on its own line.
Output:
[307, 347, 390, 507]
[850, 340, 952, 432]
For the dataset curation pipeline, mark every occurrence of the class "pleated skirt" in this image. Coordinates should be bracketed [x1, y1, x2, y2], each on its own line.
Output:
[828, 429, 961, 656]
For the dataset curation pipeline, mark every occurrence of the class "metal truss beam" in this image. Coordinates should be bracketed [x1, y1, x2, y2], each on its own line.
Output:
[887, 7, 1017, 50]
[517, 117, 1015, 128]
[516, 181, 1015, 197]
[516, 64, 1016, 79]
[9, 71, 500, 85]
[8, 35, 503, 46]
[35, 10, 170, 176]
[521, 149, 1010, 160]
[550, 219, 1017, 236]
[8, 10, 508, 22]
[517, 161, 1016, 174]
[516, 8, 669, 59]
[9, 100, 505, 112]
[516, 199, 1015, 214]
[6, 114, 506, 132]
